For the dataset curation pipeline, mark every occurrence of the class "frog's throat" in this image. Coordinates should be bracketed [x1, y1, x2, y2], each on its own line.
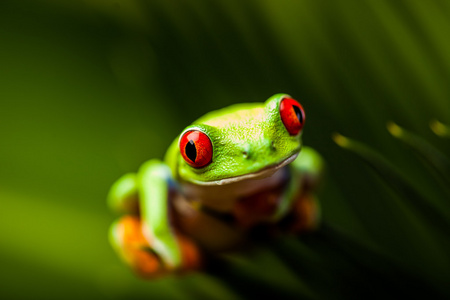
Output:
[187, 153, 299, 186]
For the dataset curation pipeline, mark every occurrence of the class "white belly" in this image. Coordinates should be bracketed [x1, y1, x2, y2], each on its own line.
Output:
[180, 166, 289, 212]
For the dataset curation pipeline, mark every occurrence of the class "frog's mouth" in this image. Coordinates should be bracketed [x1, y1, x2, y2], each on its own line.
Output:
[189, 153, 299, 186]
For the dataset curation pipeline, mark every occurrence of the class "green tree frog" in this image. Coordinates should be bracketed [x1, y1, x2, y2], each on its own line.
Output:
[108, 94, 324, 277]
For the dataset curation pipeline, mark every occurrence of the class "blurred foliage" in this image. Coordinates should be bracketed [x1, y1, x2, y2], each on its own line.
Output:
[0, 0, 449, 299]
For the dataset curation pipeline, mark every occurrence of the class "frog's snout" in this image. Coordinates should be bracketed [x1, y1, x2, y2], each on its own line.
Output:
[241, 139, 275, 159]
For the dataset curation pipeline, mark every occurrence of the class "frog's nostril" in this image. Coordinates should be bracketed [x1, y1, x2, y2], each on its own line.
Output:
[271, 141, 276, 150]
[242, 143, 251, 159]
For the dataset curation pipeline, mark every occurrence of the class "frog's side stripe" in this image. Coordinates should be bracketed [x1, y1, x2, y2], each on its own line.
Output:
[138, 160, 182, 269]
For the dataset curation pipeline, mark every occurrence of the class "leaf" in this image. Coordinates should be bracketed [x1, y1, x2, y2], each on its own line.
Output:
[333, 133, 450, 236]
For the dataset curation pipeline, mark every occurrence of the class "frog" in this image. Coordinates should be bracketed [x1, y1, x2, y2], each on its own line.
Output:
[107, 93, 324, 278]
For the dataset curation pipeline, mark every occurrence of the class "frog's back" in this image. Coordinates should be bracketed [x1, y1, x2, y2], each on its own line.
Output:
[194, 102, 264, 129]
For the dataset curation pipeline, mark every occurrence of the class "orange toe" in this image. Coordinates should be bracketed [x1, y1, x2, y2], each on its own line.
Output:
[112, 216, 165, 277]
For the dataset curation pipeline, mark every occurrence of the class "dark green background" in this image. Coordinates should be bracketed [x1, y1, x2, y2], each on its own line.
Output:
[1, 1, 449, 299]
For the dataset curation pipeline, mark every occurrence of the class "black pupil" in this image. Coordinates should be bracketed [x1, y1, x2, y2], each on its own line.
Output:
[185, 140, 197, 162]
[293, 105, 303, 123]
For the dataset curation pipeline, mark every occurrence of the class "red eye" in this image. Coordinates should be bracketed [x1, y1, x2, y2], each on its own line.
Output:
[279, 97, 305, 135]
[179, 130, 213, 168]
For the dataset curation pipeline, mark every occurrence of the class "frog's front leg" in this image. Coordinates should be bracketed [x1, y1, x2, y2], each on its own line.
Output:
[108, 160, 201, 277]
[281, 146, 324, 232]
[232, 147, 323, 231]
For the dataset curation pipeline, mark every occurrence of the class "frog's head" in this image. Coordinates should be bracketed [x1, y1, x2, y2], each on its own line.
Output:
[176, 94, 305, 185]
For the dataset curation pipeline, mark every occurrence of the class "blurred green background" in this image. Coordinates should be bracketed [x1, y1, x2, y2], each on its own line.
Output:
[1, 0, 450, 299]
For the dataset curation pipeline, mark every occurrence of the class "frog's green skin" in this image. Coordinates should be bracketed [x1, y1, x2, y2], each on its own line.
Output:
[108, 93, 324, 271]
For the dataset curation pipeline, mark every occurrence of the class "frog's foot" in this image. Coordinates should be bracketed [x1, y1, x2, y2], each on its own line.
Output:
[282, 194, 320, 233]
[109, 216, 201, 278]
